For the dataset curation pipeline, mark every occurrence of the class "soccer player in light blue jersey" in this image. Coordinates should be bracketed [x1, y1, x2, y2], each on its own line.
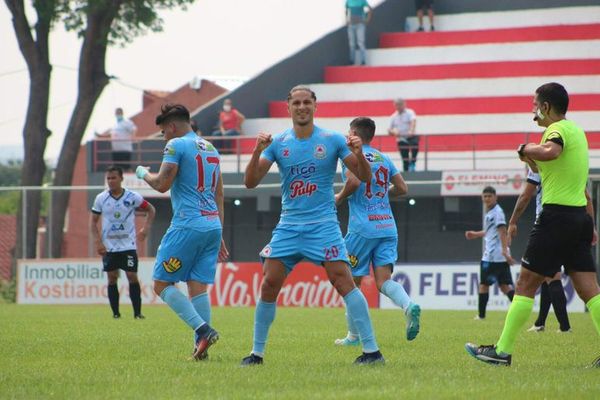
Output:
[136, 104, 229, 361]
[241, 86, 384, 366]
[333, 117, 421, 346]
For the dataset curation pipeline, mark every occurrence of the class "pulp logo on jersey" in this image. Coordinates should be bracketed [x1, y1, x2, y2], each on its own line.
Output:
[282, 148, 290, 158]
[289, 180, 317, 199]
[365, 152, 383, 163]
[349, 254, 359, 268]
[290, 163, 316, 178]
[162, 257, 182, 273]
[314, 144, 327, 159]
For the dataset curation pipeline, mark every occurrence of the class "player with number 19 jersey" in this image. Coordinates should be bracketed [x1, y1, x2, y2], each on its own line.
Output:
[259, 125, 352, 270]
[153, 132, 222, 284]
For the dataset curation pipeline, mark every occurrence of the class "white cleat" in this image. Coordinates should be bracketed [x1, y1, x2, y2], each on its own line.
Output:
[527, 325, 545, 332]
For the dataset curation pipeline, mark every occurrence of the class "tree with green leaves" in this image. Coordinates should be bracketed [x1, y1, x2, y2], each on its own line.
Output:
[5, 0, 195, 260]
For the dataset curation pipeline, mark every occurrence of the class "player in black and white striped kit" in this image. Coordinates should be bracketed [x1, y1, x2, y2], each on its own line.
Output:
[91, 166, 155, 319]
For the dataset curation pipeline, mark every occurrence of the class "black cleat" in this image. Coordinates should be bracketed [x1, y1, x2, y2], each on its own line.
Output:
[588, 355, 600, 368]
[241, 354, 264, 366]
[134, 314, 145, 320]
[113, 314, 121, 319]
[465, 343, 512, 366]
[192, 324, 219, 361]
[354, 350, 385, 365]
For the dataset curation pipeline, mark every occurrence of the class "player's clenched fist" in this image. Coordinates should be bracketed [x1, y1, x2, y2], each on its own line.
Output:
[255, 132, 273, 152]
[346, 135, 363, 155]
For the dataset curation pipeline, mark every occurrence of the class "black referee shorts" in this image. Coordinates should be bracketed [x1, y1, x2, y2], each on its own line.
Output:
[103, 250, 139, 273]
[522, 205, 595, 277]
[415, 0, 434, 10]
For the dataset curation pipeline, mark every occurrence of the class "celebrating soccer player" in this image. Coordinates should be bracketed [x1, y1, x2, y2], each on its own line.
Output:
[334, 117, 421, 346]
[241, 86, 384, 365]
[465, 82, 600, 367]
[91, 165, 155, 319]
[136, 104, 229, 361]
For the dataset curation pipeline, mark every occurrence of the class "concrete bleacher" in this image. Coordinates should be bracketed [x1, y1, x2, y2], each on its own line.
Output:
[229, 5, 600, 173]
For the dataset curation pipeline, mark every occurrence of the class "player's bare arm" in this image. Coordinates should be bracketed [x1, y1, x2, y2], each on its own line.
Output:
[90, 213, 106, 256]
[521, 139, 563, 161]
[388, 173, 408, 197]
[465, 230, 485, 240]
[335, 169, 361, 206]
[507, 182, 537, 242]
[343, 135, 371, 182]
[138, 202, 155, 241]
[498, 225, 516, 265]
[141, 162, 178, 193]
[216, 171, 230, 261]
[244, 132, 273, 188]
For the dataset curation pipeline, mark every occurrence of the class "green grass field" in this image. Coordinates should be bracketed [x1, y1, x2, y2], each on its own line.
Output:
[1, 304, 598, 399]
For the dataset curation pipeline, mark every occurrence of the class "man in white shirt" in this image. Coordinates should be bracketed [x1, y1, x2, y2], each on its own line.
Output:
[388, 98, 418, 172]
[96, 108, 137, 171]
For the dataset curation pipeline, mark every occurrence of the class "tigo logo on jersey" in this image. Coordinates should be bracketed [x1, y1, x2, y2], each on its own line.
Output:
[314, 144, 327, 159]
[349, 254, 359, 268]
[162, 257, 182, 273]
[365, 152, 383, 163]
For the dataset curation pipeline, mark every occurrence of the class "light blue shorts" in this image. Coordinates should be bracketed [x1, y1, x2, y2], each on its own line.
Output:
[260, 221, 350, 273]
[345, 232, 398, 277]
[153, 226, 221, 284]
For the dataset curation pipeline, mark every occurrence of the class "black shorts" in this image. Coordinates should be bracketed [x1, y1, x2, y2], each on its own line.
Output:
[522, 205, 595, 277]
[480, 261, 513, 286]
[415, 0, 434, 9]
[103, 250, 138, 272]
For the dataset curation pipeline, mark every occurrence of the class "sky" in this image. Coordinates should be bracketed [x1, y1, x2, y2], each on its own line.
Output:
[0, 0, 385, 164]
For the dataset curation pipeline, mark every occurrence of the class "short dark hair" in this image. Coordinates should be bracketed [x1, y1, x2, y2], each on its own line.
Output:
[350, 117, 376, 143]
[155, 103, 190, 125]
[482, 186, 496, 195]
[287, 85, 317, 102]
[535, 82, 569, 115]
[106, 165, 123, 177]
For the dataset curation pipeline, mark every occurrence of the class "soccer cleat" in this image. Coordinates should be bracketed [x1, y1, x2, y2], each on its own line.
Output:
[473, 315, 485, 320]
[240, 354, 264, 366]
[527, 325, 545, 332]
[334, 336, 360, 346]
[354, 350, 385, 365]
[405, 303, 421, 341]
[134, 314, 145, 320]
[556, 328, 572, 333]
[192, 324, 219, 361]
[589, 355, 600, 368]
[113, 314, 121, 319]
[464, 343, 512, 366]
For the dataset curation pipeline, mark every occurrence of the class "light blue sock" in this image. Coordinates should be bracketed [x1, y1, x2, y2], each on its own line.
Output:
[345, 310, 358, 338]
[252, 300, 276, 357]
[380, 279, 411, 311]
[160, 285, 205, 330]
[191, 292, 211, 324]
[344, 288, 379, 353]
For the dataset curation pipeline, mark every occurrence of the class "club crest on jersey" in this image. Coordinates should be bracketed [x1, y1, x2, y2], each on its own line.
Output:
[114, 211, 121, 218]
[290, 180, 317, 199]
[123, 200, 131, 207]
[260, 245, 272, 257]
[349, 254, 359, 268]
[282, 148, 290, 158]
[314, 144, 326, 159]
[365, 152, 383, 163]
[162, 257, 182, 273]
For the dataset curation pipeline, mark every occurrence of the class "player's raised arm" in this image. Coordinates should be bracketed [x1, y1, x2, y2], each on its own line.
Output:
[343, 135, 371, 182]
[335, 168, 361, 206]
[244, 132, 274, 188]
[388, 172, 408, 197]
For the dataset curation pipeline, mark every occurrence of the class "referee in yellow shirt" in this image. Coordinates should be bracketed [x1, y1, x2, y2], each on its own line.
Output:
[465, 82, 600, 367]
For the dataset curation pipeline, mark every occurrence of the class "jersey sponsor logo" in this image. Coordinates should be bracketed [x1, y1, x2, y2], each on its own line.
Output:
[110, 223, 125, 231]
[368, 214, 392, 221]
[365, 152, 383, 163]
[282, 148, 290, 158]
[365, 203, 390, 212]
[196, 140, 216, 152]
[290, 163, 316, 179]
[349, 254, 359, 268]
[163, 145, 175, 156]
[260, 245, 272, 257]
[289, 180, 317, 199]
[162, 257, 182, 273]
[114, 212, 121, 218]
[376, 223, 395, 229]
[201, 210, 219, 217]
[314, 144, 327, 159]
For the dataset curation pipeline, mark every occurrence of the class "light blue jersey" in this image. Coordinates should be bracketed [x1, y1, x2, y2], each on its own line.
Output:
[162, 132, 222, 231]
[344, 145, 399, 238]
[261, 125, 352, 225]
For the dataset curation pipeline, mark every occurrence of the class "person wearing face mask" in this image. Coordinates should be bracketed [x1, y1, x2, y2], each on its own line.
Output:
[96, 107, 137, 171]
[211, 98, 245, 154]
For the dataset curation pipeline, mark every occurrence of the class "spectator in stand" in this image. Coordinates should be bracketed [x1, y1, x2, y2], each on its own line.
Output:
[212, 98, 245, 154]
[95, 108, 137, 171]
[415, 0, 435, 32]
[345, 0, 372, 66]
[388, 98, 419, 172]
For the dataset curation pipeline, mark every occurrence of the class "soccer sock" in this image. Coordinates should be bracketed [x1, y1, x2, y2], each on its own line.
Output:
[159, 285, 205, 330]
[496, 295, 534, 355]
[506, 290, 515, 302]
[345, 310, 358, 338]
[129, 282, 142, 316]
[380, 279, 411, 311]
[586, 293, 600, 337]
[191, 292, 211, 325]
[344, 288, 379, 353]
[478, 292, 489, 318]
[535, 282, 551, 327]
[108, 284, 120, 316]
[252, 300, 276, 357]
[548, 280, 570, 331]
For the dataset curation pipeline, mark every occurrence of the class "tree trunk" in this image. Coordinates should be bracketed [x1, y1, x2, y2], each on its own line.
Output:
[49, 4, 120, 257]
